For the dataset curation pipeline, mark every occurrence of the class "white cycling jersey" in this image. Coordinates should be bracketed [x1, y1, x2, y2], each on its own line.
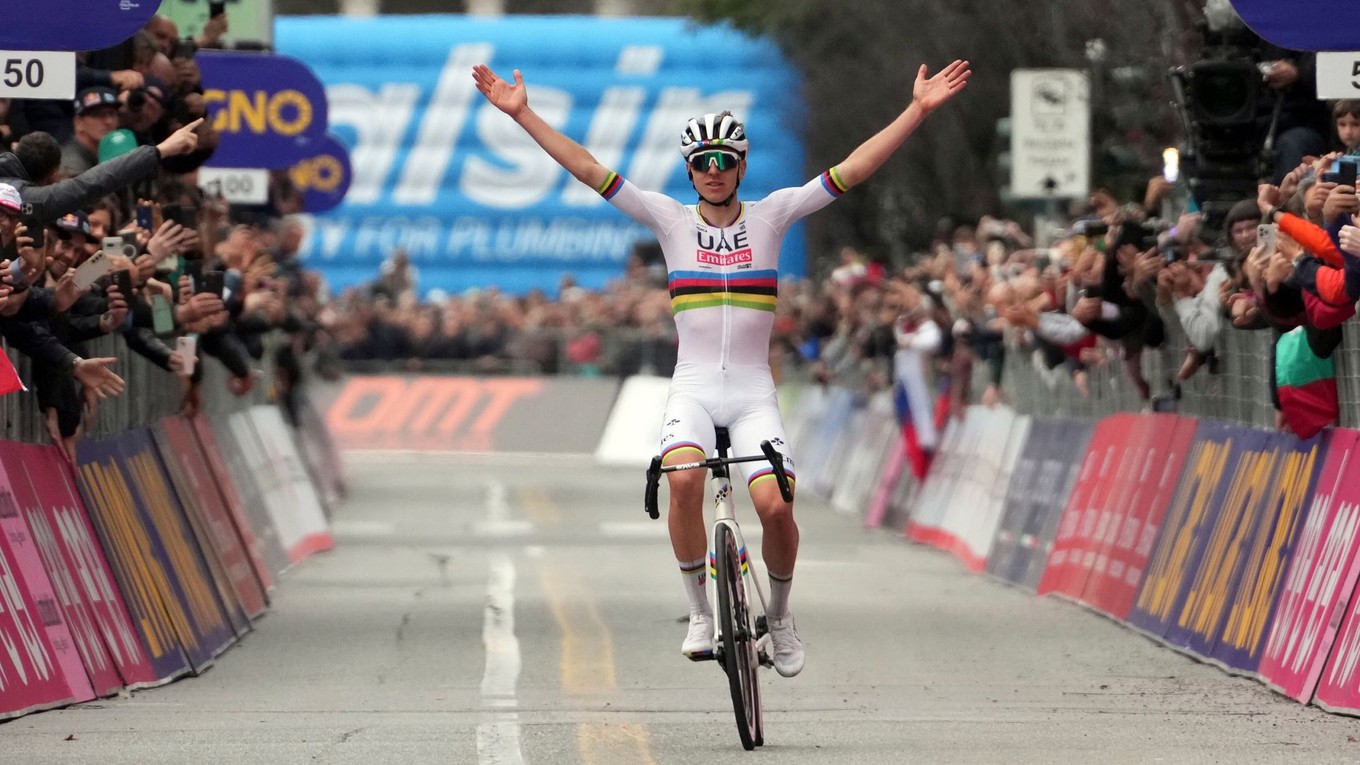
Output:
[597, 168, 848, 486]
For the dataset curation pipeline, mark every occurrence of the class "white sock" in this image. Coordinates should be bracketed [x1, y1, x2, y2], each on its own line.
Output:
[679, 557, 711, 616]
[768, 570, 793, 620]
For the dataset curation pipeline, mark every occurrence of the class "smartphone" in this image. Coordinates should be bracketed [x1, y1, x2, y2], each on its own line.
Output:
[175, 335, 198, 377]
[72, 250, 112, 290]
[136, 204, 153, 231]
[184, 258, 203, 292]
[163, 204, 198, 229]
[110, 268, 133, 300]
[1341, 160, 1358, 188]
[23, 216, 44, 250]
[201, 269, 225, 298]
[1258, 223, 1278, 253]
[209, 0, 226, 18]
[152, 295, 174, 334]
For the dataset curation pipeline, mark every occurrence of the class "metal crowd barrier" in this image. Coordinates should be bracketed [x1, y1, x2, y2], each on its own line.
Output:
[2, 332, 276, 446]
[999, 316, 1349, 431]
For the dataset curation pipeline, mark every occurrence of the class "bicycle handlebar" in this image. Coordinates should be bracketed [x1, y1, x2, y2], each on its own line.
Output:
[760, 440, 795, 504]
[643, 440, 794, 519]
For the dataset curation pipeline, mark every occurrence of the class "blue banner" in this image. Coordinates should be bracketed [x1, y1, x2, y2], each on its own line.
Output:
[199, 51, 330, 170]
[1019, 420, 1095, 591]
[74, 437, 192, 682]
[1127, 420, 1239, 639]
[0, 1, 156, 52]
[289, 133, 352, 214]
[1207, 431, 1323, 673]
[1163, 427, 1274, 657]
[275, 15, 806, 297]
[1231, 0, 1351, 51]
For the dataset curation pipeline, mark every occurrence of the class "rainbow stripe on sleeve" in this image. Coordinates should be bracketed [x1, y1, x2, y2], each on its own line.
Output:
[668, 269, 778, 314]
[596, 171, 623, 199]
[819, 166, 848, 196]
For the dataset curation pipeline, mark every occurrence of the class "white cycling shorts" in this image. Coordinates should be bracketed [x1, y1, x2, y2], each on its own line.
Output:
[658, 363, 796, 489]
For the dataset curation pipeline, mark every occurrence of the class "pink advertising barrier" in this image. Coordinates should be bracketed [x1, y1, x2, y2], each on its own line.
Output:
[1260, 429, 1360, 703]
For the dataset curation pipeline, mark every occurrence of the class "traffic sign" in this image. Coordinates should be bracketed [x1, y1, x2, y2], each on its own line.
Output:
[1010, 69, 1090, 200]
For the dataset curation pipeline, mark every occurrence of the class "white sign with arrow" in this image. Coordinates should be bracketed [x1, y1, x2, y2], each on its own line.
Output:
[1010, 69, 1090, 200]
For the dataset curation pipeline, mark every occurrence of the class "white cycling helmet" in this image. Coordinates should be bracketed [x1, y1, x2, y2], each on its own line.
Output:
[680, 111, 749, 159]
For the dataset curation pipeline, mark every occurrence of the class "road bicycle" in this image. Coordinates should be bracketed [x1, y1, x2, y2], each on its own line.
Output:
[644, 428, 794, 751]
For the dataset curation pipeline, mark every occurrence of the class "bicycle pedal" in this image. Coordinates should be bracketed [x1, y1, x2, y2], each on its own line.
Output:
[685, 650, 715, 663]
[755, 634, 773, 668]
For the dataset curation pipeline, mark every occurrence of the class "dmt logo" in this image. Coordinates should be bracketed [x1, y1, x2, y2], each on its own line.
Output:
[203, 88, 314, 137]
[326, 376, 544, 451]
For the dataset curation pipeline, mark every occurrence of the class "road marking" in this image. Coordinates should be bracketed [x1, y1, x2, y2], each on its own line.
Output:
[472, 520, 535, 537]
[519, 486, 562, 525]
[477, 482, 524, 765]
[474, 480, 536, 537]
[538, 500, 657, 764]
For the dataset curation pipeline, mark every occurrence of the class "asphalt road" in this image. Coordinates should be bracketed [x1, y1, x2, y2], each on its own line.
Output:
[4, 452, 1360, 764]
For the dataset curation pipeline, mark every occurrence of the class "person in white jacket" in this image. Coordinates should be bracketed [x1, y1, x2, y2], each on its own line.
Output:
[889, 278, 943, 476]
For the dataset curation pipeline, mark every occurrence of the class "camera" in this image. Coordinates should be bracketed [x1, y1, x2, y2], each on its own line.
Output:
[1167, 7, 1275, 234]
[101, 236, 135, 259]
[1112, 220, 1158, 253]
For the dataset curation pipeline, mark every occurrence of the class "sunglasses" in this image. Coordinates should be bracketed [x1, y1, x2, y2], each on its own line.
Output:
[688, 151, 741, 172]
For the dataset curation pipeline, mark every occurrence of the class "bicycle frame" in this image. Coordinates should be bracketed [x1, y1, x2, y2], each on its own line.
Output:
[710, 464, 770, 619]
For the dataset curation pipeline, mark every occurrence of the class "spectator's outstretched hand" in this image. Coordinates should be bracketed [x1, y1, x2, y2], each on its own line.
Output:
[472, 65, 527, 118]
[1258, 182, 1283, 216]
[147, 220, 197, 263]
[1341, 215, 1360, 257]
[913, 60, 971, 113]
[73, 357, 125, 400]
[156, 118, 205, 158]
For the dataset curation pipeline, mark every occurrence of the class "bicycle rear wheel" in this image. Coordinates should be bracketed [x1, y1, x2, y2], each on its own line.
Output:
[715, 522, 761, 750]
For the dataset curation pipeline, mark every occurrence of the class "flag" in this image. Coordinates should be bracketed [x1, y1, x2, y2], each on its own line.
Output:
[0, 352, 25, 395]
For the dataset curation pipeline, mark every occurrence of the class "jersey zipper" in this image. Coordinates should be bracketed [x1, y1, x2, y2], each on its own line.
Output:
[721, 264, 731, 370]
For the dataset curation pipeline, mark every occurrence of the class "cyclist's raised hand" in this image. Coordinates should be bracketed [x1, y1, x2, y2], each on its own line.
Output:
[472, 65, 527, 118]
[913, 59, 971, 114]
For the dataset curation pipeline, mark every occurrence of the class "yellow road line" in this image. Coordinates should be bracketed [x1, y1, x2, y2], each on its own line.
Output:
[518, 485, 562, 525]
[536, 490, 655, 765]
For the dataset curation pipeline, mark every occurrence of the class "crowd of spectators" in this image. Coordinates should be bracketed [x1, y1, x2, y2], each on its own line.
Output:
[0, 13, 325, 460]
[17, 5, 1349, 477]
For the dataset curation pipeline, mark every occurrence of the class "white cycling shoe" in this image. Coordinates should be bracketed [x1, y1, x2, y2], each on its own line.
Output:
[766, 614, 804, 677]
[682, 611, 715, 660]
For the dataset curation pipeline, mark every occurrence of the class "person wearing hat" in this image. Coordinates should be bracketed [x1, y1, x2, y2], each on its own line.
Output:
[45, 211, 94, 283]
[61, 86, 122, 177]
[0, 181, 39, 288]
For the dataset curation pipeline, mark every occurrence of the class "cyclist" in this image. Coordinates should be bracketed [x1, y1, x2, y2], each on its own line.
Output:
[473, 59, 970, 677]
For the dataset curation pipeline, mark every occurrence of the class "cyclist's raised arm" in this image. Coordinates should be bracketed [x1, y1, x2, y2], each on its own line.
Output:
[472, 64, 614, 193]
[831, 60, 971, 190]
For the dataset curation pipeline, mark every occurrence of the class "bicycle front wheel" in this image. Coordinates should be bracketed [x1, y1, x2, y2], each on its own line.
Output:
[715, 522, 761, 750]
